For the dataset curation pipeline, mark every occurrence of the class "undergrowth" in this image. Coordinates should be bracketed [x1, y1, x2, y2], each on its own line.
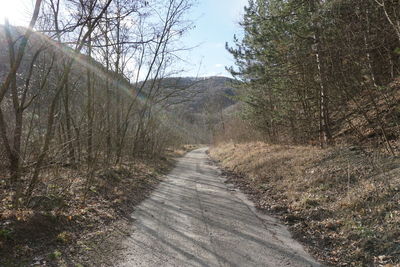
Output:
[0, 154, 179, 266]
[210, 142, 400, 266]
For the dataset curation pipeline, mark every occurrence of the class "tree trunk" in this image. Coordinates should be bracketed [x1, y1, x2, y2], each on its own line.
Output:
[310, 0, 332, 147]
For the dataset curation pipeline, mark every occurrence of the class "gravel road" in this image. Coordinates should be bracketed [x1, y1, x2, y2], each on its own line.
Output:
[118, 148, 322, 267]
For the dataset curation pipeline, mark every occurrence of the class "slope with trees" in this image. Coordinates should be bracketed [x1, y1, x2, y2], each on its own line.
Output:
[209, 0, 400, 265]
[224, 0, 400, 151]
[0, 0, 200, 265]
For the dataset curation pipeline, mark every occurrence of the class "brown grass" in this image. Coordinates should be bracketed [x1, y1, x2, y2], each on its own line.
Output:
[210, 142, 400, 266]
[166, 144, 203, 157]
[0, 157, 175, 266]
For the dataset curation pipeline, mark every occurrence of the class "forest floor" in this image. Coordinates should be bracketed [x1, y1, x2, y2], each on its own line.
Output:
[209, 142, 400, 267]
[0, 145, 198, 267]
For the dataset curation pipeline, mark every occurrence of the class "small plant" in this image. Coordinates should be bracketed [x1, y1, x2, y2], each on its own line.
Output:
[0, 228, 13, 240]
[56, 231, 73, 244]
[354, 224, 376, 238]
[50, 249, 62, 260]
[304, 198, 319, 207]
[258, 184, 269, 190]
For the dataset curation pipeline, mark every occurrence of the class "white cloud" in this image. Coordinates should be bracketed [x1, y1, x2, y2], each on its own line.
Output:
[215, 64, 224, 68]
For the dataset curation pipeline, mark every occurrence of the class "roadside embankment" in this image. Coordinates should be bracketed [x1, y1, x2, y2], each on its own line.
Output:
[209, 142, 400, 266]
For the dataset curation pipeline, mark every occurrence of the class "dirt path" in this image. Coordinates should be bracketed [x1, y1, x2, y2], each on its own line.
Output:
[118, 148, 322, 267]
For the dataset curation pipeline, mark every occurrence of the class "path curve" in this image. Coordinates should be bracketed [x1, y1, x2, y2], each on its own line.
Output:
[118, 148, 322, 267]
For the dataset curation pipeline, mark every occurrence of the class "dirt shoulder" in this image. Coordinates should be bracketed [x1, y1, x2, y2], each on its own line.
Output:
[0, 147, 196, 267]
[209, 142, 400, 266]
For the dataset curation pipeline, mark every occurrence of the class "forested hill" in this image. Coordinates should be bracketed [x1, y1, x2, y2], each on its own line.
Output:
[134, 76, 239, 143]
[223, 0, 400, 150]
[211, 1, 400, 265]
[139, 76, 237, 113]
[0, 0, 219, 263]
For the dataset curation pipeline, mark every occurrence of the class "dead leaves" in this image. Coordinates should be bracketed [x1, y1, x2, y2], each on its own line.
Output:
[211, 142, 400, 266]
[0, 158, 172, 266]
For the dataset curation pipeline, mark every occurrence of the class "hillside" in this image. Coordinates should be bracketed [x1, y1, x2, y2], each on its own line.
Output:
[137, 76, 239, 142]
[172, 76, 237, 113]
[210, 142, 400, 266]
[139, 76, 237, 112]
[0, 1, 209, 264]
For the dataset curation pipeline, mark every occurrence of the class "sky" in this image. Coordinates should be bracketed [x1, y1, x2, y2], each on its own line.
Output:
[0, 0, 35, 25]
[177, 0, 247, 77]
[0, 0, 247, 78]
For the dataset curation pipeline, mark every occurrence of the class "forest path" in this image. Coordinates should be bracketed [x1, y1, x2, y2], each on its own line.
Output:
[118, 148, 321, 267]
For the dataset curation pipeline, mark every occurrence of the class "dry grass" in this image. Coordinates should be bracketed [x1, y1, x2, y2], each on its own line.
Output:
[0, 144, 200, 266]
[165, 144, 203, 158]
[0, 157, 175, 267]
[210, 142, 400, 266]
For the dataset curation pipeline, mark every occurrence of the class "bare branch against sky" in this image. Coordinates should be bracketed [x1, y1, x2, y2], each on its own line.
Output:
[0, 0, 247, 78]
